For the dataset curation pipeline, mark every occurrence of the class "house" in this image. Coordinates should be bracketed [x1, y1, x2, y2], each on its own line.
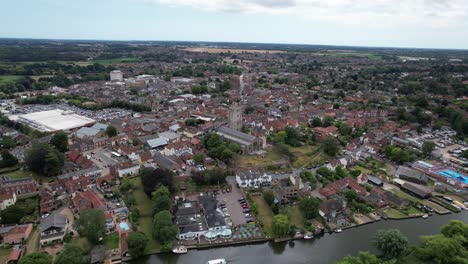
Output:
[396, 166, 428, 185]
[153, 153, 181, 171]
[7, 247, 23, 263]
[72, 190, 107, 213]
[319, 177, 367, 199]
[115, 162, 140, 177]
[2, 224, 33, 244]
[0, 193, 16, 211]
[40, 188, 61, 214]
[0, 178, 39, 198]
[235, 170, 272, 188]
[144, 137, 168, 149]
[164, 141, 193, 157]
[312, 126, 338, 141]
[176, 200, 207, 240]
[366, 175, 384, 187]
[40, 212, 69, 245]
[319, 197, 347, 226]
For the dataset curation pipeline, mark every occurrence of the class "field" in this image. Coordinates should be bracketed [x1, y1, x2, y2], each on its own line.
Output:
[382, 208, 407, 219]
[0, 75, 22, 84]
[315, 51, 382, 60]
[183, 47, 286, 54]
[286, 205, 305, 230]
[290, 145, 328, 168]
[252, 196, 274, 236]
[237, 148, 283, 168]
[103, 232, 119, 249]
[128, 177, 161, 252]
[91, 57, 141, 65]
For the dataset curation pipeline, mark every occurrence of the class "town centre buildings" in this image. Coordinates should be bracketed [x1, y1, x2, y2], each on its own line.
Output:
[14, 109, 95, 133]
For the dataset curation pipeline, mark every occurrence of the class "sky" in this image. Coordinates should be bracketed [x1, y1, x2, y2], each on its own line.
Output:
[2, 0, 468, 49]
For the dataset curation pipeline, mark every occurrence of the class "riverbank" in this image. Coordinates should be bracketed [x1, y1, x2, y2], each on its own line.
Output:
[136, 210, 468, 264]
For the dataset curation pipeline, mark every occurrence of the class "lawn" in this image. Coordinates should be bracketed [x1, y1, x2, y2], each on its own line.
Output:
[237, 148, 283, 168]
[2, 168, 34, 179]
[286, 205, 305, 230]
[383, 208, 407, 219]
[252, 196, 274, 236]
[290, 145, 328, 168]
[390, 189, 422, 204]
[352, 166, 372, 174]
[70, 237, 92, 253]
[0, 75, 22, 84]
[103, 232, 119, 249]
[25, 227, 39, 254]
[128, 177, 161, 252]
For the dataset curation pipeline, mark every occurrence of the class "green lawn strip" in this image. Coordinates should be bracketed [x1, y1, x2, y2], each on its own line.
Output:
[251, 196, 273, 236]
[103, 232, 119, 249]
[390, 189, 422, 204]
[383, 208, 407, 219]
[0, 75, 22, 84]
[287, 205, 305, 230]
[128, 177, 161, 252]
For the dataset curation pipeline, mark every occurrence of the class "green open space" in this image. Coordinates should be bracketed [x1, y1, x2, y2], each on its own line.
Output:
[128, 177, 161, 252]
[382, 208, 407, 219]
[0, 75, 22, 84]
[70, 237, 92, 253]
[290, 145, 328, 168]
[251, 196, 274, 236]
[103, 232, 119, 249]
[237, 148, 283, 168]
[286, 205, 305, 230]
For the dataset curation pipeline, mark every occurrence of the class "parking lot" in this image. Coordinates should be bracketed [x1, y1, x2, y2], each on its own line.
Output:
[216, 182, 250, 226]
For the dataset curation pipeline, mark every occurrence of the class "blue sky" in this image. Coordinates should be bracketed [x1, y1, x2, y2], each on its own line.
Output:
[2, 0, 468, 49]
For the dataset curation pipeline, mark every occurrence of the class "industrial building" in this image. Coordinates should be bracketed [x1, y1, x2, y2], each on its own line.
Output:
[16, 109, 95, 133]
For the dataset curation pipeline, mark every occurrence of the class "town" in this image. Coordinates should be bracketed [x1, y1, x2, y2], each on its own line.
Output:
[0, 39, 467, 264]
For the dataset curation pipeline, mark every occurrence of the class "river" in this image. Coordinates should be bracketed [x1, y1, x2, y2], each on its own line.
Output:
[138, 211, 467, 264]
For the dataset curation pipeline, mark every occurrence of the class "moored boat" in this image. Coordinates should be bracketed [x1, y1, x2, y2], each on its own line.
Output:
[335, 229, 343, 233]
[422, 214, 429, 219]
[304, 232, 314, 239]
[172, 246, 188, 254]
[207, 258, 227, 264]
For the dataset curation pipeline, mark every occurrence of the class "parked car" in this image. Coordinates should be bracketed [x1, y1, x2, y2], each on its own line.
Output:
[243, 209, 250, 213]
[244, 213, 251, 217]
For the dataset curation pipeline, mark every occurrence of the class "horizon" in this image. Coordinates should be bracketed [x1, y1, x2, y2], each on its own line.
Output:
[2, 0, 468, 50]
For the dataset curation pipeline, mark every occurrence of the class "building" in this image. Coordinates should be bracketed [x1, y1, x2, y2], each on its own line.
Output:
[15, 109, 95, 133]
[396, 166, 428, 185]
[175, 200, 207, 240]
[216, 126, 262, 154]
[312, 126, 339, 141]
[236, 170, 272, 188]
[0, 177, 39, 198]
[110, 70, 123, 82]
[115, 162, 140, 177]
[40, 212, 69, 245]
[319, 177, 367, 199]
[319, 197, 347, 226]
[228, 104, 243, 131]
[0, 224, 33, 244]
[401, 182, 431, 199]
[0, 193, 16, 210]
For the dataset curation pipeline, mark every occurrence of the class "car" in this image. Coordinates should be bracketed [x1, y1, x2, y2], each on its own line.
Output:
[224, 213, 230, 217]
[243, 209, 250, 213]
[244, 213, 251, 217]
[238, 199, 245, 202]
[239, 200, 247, 204]
[241, 204, 249, 209]
[222, 208, 228, 212]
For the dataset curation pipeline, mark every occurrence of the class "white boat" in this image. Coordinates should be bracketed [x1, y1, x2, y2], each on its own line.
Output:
[335, 229, 343, 233]
[422, 214, 429, 219]
[172, 246, 188, 254]
[207, 258, 227, 264]
[304, 233, 314, 240]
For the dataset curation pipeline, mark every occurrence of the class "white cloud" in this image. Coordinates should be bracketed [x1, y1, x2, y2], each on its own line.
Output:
[150, 0, 468, 28]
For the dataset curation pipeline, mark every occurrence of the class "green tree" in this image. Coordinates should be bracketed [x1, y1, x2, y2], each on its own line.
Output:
[415, 235, 467, 264]
[422, 141, 436, 158]
[152, 186, 172, 215]
[50, 131, 68, 152]
[127, 232, 149, 259]
[311, 117, 322, 127]
[373, 229, 409, 259]
[0, 204, 25, 224]
[0, 136, 16, 149]
[25, 143, 64, 176]
[75, 208, 106, 244]
[192, 153, 204, 165]
[55, 244, 82, 264]
[19, 252, 52, 264]
[0, 149, 18, 168]
[263, 191, 275, 207]
[106, 125, 117, 137]
[298, 197, 320, 219]
[440, 220, 468, 245]
[271, 214, 289, 238]
[324, 136, 339, 156]
[153, 210, 178, 243]
[336, 251, 382, 264]
[461, 149, 468, 160]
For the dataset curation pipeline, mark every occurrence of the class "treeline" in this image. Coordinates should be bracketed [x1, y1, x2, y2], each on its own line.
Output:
[0, 45, 86, 62]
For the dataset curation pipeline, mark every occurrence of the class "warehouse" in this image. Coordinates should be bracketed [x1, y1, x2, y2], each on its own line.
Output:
[16, 109, 95, 133]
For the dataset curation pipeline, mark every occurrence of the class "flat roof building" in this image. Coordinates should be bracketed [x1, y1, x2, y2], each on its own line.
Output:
[16, 109, 95, 133]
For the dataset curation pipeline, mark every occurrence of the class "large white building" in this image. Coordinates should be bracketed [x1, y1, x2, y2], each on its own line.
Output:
[110, 70, 123, 81]
[16, 109, 95, 133]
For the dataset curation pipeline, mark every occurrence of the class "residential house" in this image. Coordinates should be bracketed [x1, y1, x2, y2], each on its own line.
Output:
[40, 212, 69, 245]
[0, 178, 38, 198]
[319, 197, 347, 226]
[312, 126, 338, 141]
[319, 177, 367, 199]
[40, 188, 61, 214]
[0, 224, 33, 244]
[0, 193, 16, 210]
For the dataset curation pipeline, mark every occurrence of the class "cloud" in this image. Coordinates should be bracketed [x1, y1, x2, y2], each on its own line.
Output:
[150, 0, 468, 27]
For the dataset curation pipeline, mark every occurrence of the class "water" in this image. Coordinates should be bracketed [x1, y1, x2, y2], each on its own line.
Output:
[137, 211, 467, 264]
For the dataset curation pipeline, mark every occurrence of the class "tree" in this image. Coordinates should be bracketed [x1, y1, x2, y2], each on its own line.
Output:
[271, 214, 289, 238]
[192, 153, 204, 165]
[19, 252, 52, 264]
[152, 186, 172, 215]
[0, 205, 25, 224]
[50, 131, 68, 152]
[336, 251, 382, 264]
[298, 197, 320, 219]
[153, 210, 178, 243]
[25, 143, 64, 176]
[0, 149, 18, 168]
[106, 125, 117, 137]
[415, 235, 467, 264]
[422, 141, 436, 157]
[263, 191, 275, 207]
[75, 208, 106, 244]
[55, 244, 82, 264]
[373, 229, 409, 259]
[323, 136, 339, 156]
[127, 232, 149, 259]
[311, 117, 322, 127]
[0, 136, 16, 149]
[440, 220, 468, 241]
[461, 149, 468, 160]
[140, 167, 175, 197]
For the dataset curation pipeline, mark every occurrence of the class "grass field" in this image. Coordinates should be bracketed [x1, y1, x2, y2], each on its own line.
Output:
[103, 232, 119, 249]
[290, 145, 328, 168]
[25, 227, 39, 254]
[252, 196, 274, 236]
[0, 248, 12, 264]
[382, 208, 407, 219]
[0, 75, 22, 84]
[92, 57, 141, 65]
[286, 205, 305, 230]
[237, 148, 283, 168]
[70, 237, 92, 253]
[128, 177, 160, 252]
